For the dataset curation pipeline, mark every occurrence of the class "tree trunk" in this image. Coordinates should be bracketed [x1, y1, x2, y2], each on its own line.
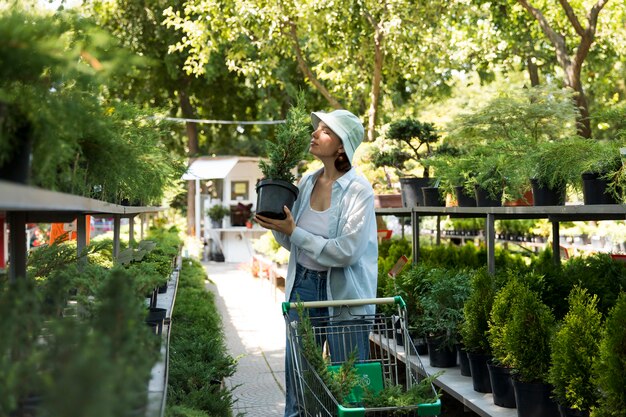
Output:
[179, 87, 199, 236]
[526, 56, 540, 87]
[366, 20, 384, 143]
[516, 0, 609, 139]
[286, 22, 342, 110]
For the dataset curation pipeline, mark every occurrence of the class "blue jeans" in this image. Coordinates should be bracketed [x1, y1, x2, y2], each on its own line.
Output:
[284, 264, 370, 417]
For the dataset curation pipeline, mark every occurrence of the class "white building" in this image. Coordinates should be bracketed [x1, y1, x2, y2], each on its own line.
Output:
[183, 156, 267, 263]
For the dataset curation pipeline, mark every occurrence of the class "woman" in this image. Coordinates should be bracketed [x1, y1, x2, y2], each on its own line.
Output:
[255, 109, 378, 417]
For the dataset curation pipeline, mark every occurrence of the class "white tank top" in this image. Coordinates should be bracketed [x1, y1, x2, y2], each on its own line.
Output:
[296, 203, 330, 271]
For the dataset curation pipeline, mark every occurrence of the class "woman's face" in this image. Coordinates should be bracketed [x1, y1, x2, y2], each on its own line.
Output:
[310, 121, 343, 160]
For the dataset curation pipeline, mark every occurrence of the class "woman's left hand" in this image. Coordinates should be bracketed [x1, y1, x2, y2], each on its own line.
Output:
[255, 206, 296, 236]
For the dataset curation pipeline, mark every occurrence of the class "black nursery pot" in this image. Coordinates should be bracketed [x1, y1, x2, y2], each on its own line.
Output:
[400, 177, 432, 207]
[531, 178, 566, 206]
[454, 185, 477, 207]
[474, 184, 502, 207]
[256, 179, 299, 220]
[422, 186, 445, 207]
[581, 172, 621, 204]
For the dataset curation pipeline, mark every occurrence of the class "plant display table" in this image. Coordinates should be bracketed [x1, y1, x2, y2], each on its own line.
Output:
[376, 204, 626, 274]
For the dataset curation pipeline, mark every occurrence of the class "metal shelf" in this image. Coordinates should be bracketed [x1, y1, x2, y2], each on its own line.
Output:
[1, 180, 166, 281]
[376, 204, 626, 273]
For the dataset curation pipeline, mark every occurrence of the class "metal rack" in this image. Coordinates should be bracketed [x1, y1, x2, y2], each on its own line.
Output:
[0, 180, 166, 281]
[376, 204, 626, 274]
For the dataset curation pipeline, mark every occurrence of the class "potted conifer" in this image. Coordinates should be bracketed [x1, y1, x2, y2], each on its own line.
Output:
[592, 292, 626, 416]
[548, 286, 602, 417]
[370, 118, 440, 207]
[256, 94, 311, 219]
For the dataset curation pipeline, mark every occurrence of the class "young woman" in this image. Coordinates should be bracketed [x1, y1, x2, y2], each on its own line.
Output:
[255, 109, 378, 417]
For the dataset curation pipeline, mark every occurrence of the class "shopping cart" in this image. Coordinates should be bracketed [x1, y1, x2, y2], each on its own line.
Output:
[282, 296, 441, 416]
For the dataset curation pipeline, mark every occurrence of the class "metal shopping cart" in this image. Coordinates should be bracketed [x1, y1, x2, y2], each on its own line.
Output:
[282, 296, 441, 417]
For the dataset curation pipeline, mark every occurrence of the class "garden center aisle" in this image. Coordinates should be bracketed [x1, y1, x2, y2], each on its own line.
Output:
[204, 261, 286, 416]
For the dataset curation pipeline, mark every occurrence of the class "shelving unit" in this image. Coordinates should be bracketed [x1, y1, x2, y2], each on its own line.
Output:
[0, 179, 170, 417]
[0, 180, 166, 281]
[376, 204, 626, 274]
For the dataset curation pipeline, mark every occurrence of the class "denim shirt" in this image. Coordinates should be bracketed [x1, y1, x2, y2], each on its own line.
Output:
[273, 167, 378, 317]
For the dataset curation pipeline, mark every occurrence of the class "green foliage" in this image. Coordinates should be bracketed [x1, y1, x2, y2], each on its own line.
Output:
[417, 267, 471, 347]
[167, 258, 236, 416]
[259, 92, 311, 183]
[207, 205, 230, 222]
[460, 268, 496, 354]
[549, 287, 602, 411]
[503, 281, 556, 383]
[593, 292, 626, 417]
[361, 372, 442, 408]
[488, 276, 526, 368]
[560, 253, 626, 316]
[371, 118, 440, 177]
[295, 302, 359, 406]
[0, 7, 184, 205]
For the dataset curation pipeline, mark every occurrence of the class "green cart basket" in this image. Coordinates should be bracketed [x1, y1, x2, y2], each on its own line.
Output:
[283, 297, 442, 416]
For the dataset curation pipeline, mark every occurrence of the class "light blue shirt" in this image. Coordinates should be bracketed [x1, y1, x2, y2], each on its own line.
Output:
[273, 167, 379, 317]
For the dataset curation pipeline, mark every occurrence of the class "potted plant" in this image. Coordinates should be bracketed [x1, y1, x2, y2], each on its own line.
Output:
[207, 204, 230, 228]
[548, 286, 602, 417]
[256, 93, 311, 219]
[418, 267, 470, 368]
[427, 143, 477, 207]
[487, 275, 527, 409]
[460, 267, 496, 393]
[593, 292, 626, 417]
[505, 279, 558, 417]
[370, 118, 440, 207]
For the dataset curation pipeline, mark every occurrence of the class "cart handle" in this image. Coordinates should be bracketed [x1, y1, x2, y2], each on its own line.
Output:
[281, 296, 406, 315]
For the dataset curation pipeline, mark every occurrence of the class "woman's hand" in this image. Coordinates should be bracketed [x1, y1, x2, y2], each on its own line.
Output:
[254, 206, 296, 236]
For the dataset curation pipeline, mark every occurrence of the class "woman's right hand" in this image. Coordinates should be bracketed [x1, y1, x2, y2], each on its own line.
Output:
[255, 206, 295, 236]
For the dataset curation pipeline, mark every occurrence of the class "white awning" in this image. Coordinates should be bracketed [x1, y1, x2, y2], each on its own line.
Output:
[182, 157, 239, 180]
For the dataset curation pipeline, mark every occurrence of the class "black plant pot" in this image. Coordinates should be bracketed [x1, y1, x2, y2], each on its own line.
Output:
[426, 335, 457, 368]
[467, 352, 492, 393]
[513, 379, 559, 417]
[487, 362, 516, 408]
[454, 185, 477, 207]
[256, 179, 299, 219]
[474, 184, 502, 207]
[157, 281, 168, 294]
[399, 177, 432, 207]
[531, 179, 566, 206]
[581, 172, 620, 205]
[558, 404, 590, 417]
[456, 344, 471, 377]
[146, 307, 167, 335]
[422, 186, 445, 207]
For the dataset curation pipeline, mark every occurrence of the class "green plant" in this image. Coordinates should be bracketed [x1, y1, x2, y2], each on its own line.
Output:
[488, 275, 526, 368]
[361, 372, 442, 408]
[206, 205, 230, 222]
[258, 92, 311, 183]
[503, 280, 556, 383]
[295, 302, 359, 406]
[370, 118, 440, 179]
[460, 268, 496, 355]
[0, 8, 184, 204]
[167, 258, 236, 416]
[593, 292, 626, 417]
[548, 286, 602, 412]
[444, 85, 580, 200]
[418, 267, 471, 348]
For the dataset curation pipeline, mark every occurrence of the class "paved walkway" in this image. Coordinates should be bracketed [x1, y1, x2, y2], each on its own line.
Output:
[203, 261, 286, 416]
